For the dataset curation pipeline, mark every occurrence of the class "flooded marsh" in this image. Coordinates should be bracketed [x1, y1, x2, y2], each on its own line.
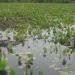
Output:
[0, 3, 75, 75]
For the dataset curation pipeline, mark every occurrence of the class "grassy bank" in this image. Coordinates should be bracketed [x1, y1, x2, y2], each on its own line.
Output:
[0, 3, 75, 30]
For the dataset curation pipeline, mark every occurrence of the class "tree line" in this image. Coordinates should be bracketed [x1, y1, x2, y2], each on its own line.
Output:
[0, 0, 74, 3]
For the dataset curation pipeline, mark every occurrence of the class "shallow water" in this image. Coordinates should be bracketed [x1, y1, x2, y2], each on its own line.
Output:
[1, 36, 75, 75]
[1, 27, 75, 75]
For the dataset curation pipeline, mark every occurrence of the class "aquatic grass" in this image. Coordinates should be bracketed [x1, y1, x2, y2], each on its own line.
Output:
[7, 42, 13, 54]
[43, 47, 47, 57]
[63, 48, 71, 56]
[0, 60, 7, 71]
[22, 52, 33, 67]
[0, 47, 2, 60]
[9, 70, 18, 75]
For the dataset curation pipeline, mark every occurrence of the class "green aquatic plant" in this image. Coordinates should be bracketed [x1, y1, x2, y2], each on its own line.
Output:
[63, 48, 71, 56]
[0, 60, 7, 71]
[9, 70, 18, 75]
[57, 31, 70, 45]
[0, 47, 2, 61]
[30, 69, 33, 75]
[62, 59, 66, 66]
[25, 52, 33, 66]
[7, 42, 13, 54]
[63, 48, 72, 60]
[18, 56, 22, 66]
[43, 47, 47, 57]
[15, 31, 25, 43]
[0, 47, 7, 61]
[69, 37, 75, 49]
[39, 70, 44, 75]
[22, 52, 33, 75]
